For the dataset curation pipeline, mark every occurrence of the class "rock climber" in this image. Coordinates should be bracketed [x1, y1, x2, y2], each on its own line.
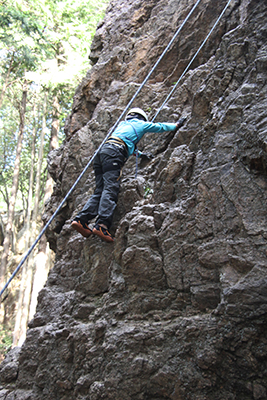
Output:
[71, 107, 186, 243]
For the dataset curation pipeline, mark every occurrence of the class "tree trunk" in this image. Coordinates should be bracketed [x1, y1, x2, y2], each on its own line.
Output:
[0, 81, 27, 289]
[43, 93, 60, 203]
[13, 92, 47, 345]
[25, 101, 37, 250]
[33, 92, 47, 221]
[13, 102, 37, 346]
[28, 92, 60, 322]
[50, 93, 60, 151]
[0, 52, 14, 110]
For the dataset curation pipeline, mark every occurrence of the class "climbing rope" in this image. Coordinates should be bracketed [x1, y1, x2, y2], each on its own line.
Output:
[152, 0, 233, 121]
[0, 0, 233, 299]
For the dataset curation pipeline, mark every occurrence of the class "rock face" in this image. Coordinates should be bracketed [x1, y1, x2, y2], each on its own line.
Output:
[1, 0, 267, 399]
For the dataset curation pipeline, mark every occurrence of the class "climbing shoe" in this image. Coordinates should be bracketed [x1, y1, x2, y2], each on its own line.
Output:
[71, 219, 92, 238]
[92, 224, 114, 243]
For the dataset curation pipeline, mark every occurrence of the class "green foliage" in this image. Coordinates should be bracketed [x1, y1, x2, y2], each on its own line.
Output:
[144, 184, 154, 199]
[0, 1, 50, 76]
[0, 327, 12, 358]
[0, 100, 18, 207]
[0, 3, 43, 36]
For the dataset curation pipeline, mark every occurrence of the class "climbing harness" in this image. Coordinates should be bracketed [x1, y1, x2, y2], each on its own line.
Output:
[123, 120, 141, 179]
[0, 0, 233, 299]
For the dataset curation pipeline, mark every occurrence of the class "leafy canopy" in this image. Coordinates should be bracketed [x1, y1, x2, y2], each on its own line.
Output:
[0, 0, 109, 211]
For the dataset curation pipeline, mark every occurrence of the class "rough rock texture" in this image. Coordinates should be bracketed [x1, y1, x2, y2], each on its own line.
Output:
[1, 0, 267, 399]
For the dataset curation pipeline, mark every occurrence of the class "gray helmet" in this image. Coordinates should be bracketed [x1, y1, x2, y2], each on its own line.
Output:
[126, 107, 148, 122]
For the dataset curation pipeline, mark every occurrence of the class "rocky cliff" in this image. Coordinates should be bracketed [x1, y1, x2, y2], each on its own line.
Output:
[1, 0, 267, 399]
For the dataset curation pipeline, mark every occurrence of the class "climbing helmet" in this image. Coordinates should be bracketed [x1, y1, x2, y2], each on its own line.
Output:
[126, 107, 148, 122]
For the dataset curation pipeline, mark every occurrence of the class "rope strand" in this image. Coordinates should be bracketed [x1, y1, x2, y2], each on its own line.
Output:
[152, 0, 232, 121]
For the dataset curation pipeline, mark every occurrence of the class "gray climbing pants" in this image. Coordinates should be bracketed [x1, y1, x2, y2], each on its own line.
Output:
[75, 142, 127, 229]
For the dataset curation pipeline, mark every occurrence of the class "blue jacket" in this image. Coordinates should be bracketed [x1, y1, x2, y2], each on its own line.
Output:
[111, 118, 177, 157]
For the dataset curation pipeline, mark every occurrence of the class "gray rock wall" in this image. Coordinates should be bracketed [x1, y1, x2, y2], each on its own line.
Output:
[1, 0, 267, 399]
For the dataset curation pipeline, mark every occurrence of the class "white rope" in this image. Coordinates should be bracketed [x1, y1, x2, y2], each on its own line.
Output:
[152, 0, 233, 121]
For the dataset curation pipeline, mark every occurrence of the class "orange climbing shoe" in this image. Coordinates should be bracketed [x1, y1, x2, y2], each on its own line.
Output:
[71, 219, 92, 238]
[92, 224, 114, 243]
